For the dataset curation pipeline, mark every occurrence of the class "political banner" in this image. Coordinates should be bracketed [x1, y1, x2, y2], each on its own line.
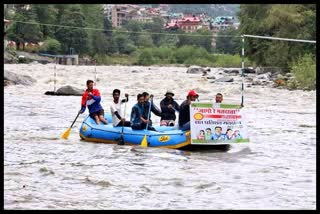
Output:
[190, 102, 250, 144]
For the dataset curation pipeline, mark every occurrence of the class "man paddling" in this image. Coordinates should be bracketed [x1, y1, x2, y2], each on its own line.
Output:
[110, 89, 131, 127]
[79, 80, 108, 125]
[130, 94, 156, 131]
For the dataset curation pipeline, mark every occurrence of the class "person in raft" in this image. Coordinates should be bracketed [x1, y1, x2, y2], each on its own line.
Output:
[79, 80, 108, 125]
[142, 92, 161, 126]
[160, 90, 180, 126]
[110, 89, 131, 127]
[130, 93, 156, 131]
[178, 90, 199, 131]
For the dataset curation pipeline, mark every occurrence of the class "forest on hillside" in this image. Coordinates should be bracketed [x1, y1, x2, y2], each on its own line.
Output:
[4, 4, 316, 89]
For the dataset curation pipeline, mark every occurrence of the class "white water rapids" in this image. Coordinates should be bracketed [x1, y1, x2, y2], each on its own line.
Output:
[4, 64, 316, 209]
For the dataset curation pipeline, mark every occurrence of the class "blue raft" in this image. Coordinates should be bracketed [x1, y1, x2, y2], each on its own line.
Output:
[79, 114, 191, 149]
[79, 114, 230, 151]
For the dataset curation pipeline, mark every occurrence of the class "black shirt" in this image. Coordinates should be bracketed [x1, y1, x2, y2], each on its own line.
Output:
[178, 100, 190, 127]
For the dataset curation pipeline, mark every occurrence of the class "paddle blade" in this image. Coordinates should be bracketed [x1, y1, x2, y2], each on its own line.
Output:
[117, 136, 125, 145]
[141, 135, 148, 147]
[61, 128, 71, 139]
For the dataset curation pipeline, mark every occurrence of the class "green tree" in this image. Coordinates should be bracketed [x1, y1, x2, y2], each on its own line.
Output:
[55, 5, 88, 55]
[174, 45, 195, 64]
[80, 4, 106, 55]
[103, 16, 113, 38]
[216, 28, 241, 54]
[6, 5, 43, 50]
[144, 17, 165, 47]
[136, 34, 154, 48]
[194, 29, 212, 52]
[113, 32, 136, 54]
[33, 4, 57, 39]
[137, 48, 155, 65]
[39, 37, 61, 54]
[122, 20, 144, 46]
[238, 4, 316, 71]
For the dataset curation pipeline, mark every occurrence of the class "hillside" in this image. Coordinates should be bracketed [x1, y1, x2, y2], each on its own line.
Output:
[139, 4, 240, 19]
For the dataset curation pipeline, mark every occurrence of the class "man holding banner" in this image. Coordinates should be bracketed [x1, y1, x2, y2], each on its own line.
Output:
[178, 90, 199, 131]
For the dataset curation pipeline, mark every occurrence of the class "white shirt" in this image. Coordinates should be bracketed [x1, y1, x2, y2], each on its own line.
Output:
[110, 101, 124, 126]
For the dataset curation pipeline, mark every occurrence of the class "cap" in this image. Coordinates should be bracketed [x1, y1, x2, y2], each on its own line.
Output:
[165, 90, 174, 96]
[187, 90, 199, 97]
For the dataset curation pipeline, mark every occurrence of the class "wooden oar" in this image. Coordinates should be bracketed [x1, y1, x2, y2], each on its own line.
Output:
[61, 112, 80, 139]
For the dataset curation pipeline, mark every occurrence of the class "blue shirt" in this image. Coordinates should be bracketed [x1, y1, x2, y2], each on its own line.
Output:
[130, 103, 145, 126]
[211, 133, 225, 140]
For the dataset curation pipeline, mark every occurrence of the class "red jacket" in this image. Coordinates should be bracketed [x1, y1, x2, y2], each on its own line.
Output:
[80, 89, 103, 113]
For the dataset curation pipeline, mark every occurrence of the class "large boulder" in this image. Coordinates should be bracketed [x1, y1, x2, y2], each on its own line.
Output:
[4, 50, 18, 64]
[242, 68, 256, 74]
[223, 69, 239, 75]
[186, 65, 205, 74]
[206, 76, 216, 80]
[4, 70, 36, 86]
[54, 85, 84, 96]
[215, 76, 234, 82]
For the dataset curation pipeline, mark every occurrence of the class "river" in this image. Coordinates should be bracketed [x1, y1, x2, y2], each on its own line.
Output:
[4, 64, 316, 209]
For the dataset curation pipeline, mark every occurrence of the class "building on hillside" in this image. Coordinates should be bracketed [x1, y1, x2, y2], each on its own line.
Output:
[103, 4, 114, 21]
[211, 16, 235, 31]
[111, 4, 140, 27]
[165, 15, 203, 33]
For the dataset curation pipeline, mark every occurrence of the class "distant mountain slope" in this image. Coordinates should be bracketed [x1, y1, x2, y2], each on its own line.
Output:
[138, 4, 240, 18]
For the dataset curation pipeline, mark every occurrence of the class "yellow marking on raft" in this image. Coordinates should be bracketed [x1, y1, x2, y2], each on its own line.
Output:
[158, 135, 170, 142]
[79, 133, 191, 149]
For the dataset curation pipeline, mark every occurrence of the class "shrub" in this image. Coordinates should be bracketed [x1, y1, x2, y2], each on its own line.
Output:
[213, 54, 242, 67]
[173, 45, 196, 64]
[153, 46, 172, 60]
[40, 38, 61, 55]
[137, 49, 156, 65]
[290, 54, 316, 90]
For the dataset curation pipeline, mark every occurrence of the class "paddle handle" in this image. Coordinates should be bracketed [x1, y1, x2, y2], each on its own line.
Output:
[70, 112, 81, 128]
[121, 100, 127, 132]
[241, 82, 244, 107]
[145, 97, 153, 130]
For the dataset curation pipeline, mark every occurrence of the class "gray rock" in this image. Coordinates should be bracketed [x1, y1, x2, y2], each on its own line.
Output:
[55, 85, 84, 96]
[4, 80, 14, 86]
[4, 51, 18, 63]
[131, 70, 142, 73]
[242, 68, 256, 74]
[215, 76, 234, 82]
[257, 72, 271, 80]
[4, 70, 36, 86]
[252, 80, 262, 85]
[206, 76, 216, 80]
[223, 69, 239, 74]
[186, 65, 205, 74]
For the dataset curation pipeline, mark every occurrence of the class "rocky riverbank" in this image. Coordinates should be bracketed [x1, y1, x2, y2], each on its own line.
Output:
[3, 56, 309, 91]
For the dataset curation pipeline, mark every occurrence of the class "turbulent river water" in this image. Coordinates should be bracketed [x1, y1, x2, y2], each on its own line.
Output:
[4, 64, 316, 210]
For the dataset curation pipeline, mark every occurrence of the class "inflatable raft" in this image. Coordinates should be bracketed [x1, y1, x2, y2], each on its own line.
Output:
[79, 114, 230, 151]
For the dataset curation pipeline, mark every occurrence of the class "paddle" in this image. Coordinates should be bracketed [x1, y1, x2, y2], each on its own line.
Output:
[117, 98, 127, 145]
[61, 111, 81, 139]
[141, 96, 153, 147]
